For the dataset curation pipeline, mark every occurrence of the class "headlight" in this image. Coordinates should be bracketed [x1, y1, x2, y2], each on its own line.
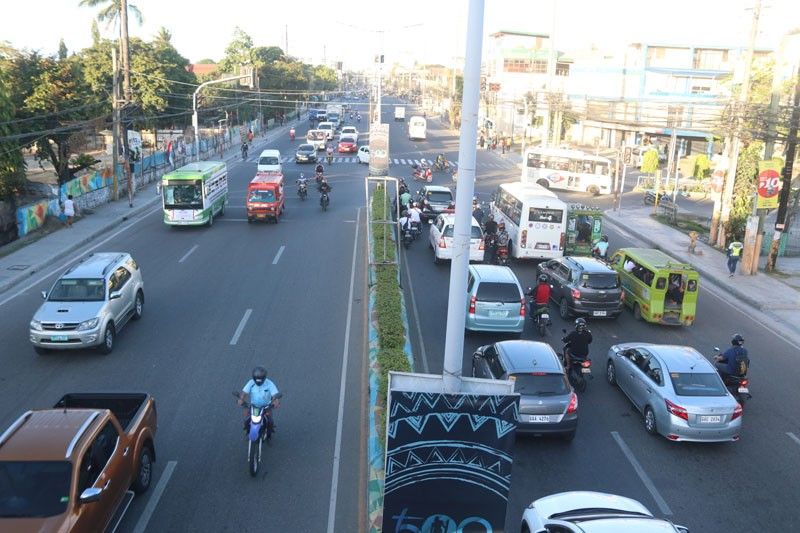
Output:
[77, 318, 100, 331]
[30, 319, 42, 331]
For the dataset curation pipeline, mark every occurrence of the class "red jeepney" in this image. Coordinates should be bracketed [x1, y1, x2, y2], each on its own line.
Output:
[246, 172, 285, 223]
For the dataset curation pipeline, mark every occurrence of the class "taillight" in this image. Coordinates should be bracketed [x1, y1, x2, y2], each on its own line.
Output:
[519, 298, 526, 316]
[740, 379, 749, 387]
[732, 404, 743, 420]
[665, 399, 688, 421]
[521, 229, 527, 248]
[469, 296, 476, 314]
[479, 239, 484, 250]
[571, 288, 581, 300]
[559, 232, 565, 251]
[566, 392, 578, 414]
[620, 291, 625, 302]
[438, 238, 447, 249]
[581, 360, 591, 368]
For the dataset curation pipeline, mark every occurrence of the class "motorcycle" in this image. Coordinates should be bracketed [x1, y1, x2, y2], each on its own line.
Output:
[298, 182, 308, 201]
[402, 225, 414, 248]
[410, 221, 422, 240]
[289, 128, 296, 141]
[241, 143, 249, 161]
[559, 331, 592, 392]
[320, 191, 330, 211]
[484, 234, 498, 264]
[495, 244, 510, 266]
[326, 152, 333, 165]
[713, 347, 752, 405]
[526, 288, 551, 337]
[643, 190, 676, 207]
[411, 164, 432, 183]
[233, 391, 283, 477]
[433, 158, 450, 172]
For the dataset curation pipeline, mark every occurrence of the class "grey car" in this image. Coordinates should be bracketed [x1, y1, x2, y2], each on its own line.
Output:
[472, 340, 578, 441]
[606, 343, 742, 442]
[29, 252, 144, 355]
[538, 256, 624, 319]
[294, 143, 317, 163]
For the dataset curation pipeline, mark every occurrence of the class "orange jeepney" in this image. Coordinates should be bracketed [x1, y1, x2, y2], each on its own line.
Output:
[246, 172, 285, 223]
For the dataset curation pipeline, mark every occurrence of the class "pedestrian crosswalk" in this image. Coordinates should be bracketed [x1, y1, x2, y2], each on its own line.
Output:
[248, 155, 517, 170]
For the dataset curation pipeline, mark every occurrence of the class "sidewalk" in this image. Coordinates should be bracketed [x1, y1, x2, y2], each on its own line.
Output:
[604, 207, 800, 339]
[0, 116, 304, 295]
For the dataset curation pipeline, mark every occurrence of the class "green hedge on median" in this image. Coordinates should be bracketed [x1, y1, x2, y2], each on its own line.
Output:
[371, 187, 411, 433]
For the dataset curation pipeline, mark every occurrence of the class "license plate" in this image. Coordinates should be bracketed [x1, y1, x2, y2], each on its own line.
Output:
[699, 415, 722, 423]
[581, 367, 592, 374]
[593, 311, 607, 316]
[738, 387, 749, 394]
[540, 313, 549, 320]
[527, 415, 550, 423]
[488, 310, 508, 318]
[534, 243, 550, 250]
[50, 335, 68, 342]
[257, 214, 266, 219]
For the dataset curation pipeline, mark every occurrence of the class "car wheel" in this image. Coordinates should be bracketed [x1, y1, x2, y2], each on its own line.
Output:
[588, 185, 600, 196]
[98, 323, 115, 355]
[132, 291, 144, 321]
[220, 202, 225, 216]
[34, 346, 49, 355]
[207, 211, 213, 227]
[561, 431, 576, 442]
[131, 445, 153, 494]
[633, 303, 642, 321]
[559, 298, 571, 319]
[606, 360, 617, 386]
[644, 406, 658, 435]
[536, 179, 550, 189]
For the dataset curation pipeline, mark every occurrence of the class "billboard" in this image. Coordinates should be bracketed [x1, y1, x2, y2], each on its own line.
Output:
[369, 123, 390, 176]
[757, 159, 783, 210]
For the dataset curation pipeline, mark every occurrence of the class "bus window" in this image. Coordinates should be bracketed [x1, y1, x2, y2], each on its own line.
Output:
[529, 208, 563, 224]
[655, 277, 667, 290]
[575, 215, 592, 243]
[687, 279, 698, 292]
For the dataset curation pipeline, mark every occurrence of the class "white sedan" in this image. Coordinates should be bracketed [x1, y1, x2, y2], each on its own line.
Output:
[357, 145, 370, 164]
[429, 214, 484, 264]
[341, 126, 359, 140]
[521, 491, 689, 532]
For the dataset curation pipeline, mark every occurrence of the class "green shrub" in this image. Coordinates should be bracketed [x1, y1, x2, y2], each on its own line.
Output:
[694, 154, 711, 180]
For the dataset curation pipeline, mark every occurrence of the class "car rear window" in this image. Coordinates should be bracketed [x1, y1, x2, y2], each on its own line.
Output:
[476, 282, 520, 302]
[259, 157, 279, 166]
[427, 191, 452, 203]
[298, 144, 314, 151]
[0, 461, 72, 518]
[582, 273, 619, 289]
[308, 131, 326, 140]
[511, 373, 569, 395]
[669, 372, 727, 396]
[443, 225, 483, 239]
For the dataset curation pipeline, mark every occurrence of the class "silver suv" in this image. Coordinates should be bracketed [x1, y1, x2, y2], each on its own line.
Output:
[29, 252, 144, 355]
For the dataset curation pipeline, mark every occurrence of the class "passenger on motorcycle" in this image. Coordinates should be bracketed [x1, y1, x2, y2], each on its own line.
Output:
[592, 235, 609, 259]
[529, 274, 551, 318]
[472, 198, 485, 225]
[400, 190, 412, 209]
[714, 333, 749, 379]
[483, 213, 498, 236]
[398, 210, 411, 232]
[562, 318, 592, 368]
[496, 222, 510, 248]
[315, 163, 325, 175]
[408, 202, 422, 233]
[238, 366, 280, 434]
[319, 178, 332, 195]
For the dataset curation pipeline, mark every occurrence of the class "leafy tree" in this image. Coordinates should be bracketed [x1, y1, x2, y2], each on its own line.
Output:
[253, 46, 285, 65]
[196, 58, 216, 65]
[726, 140, 762, 241]
[641, 150, 660, 175]
[91, 20, 101, 45]
[58, 39, 68, 60]
[0, 67, 25, 200]
[218, 27, 255, 74]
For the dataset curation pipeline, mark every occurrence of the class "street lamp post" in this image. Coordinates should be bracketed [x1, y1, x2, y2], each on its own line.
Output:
[192, 73, 253, 161]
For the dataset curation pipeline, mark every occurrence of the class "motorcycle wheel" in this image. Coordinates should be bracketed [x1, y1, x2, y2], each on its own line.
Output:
[248, 440, 259, 477]
[575, 373, 587, 393]
[537, 320, 546, 337]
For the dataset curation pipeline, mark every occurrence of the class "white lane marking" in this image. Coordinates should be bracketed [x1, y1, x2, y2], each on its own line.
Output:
[401, 245, 430, 374]
[131, 460, 177, 533]
[272, 245, 285, 265]
[788, 432, 800, 446]
[0, 205, 161, 308]
[229, 309, 253, 345]
[611, 431, 672, 515]
[326, 206, 360, 533]
[178, 244, 198, 263]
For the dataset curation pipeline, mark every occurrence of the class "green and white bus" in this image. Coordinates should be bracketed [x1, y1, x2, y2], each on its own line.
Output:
[161, 161, 228, 226]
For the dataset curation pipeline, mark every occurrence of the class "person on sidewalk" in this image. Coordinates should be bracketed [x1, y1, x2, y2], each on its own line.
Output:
[479, 135, 485, 149]
[726, 241, 743, 277]
[63, 195, 77, 227]
[501, 135, 507, 154]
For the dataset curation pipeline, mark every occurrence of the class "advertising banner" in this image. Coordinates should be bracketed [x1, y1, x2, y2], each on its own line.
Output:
[757, 159, 783, 210]
[369, 123, 390, 176]
[382, 390, 519, 532]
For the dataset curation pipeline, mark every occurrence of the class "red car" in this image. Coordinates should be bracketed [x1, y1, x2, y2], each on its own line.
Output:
[337, 135, 358, 153]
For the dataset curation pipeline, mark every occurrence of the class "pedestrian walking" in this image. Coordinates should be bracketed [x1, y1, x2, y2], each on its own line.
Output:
[479, 135, 485, 149]
[63, 194, 77, 227]
[501, 135, 507, 154]
[726, 241, 743, 276]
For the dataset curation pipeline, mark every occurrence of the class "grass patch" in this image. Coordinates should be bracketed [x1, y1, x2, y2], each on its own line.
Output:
[651, 213, 709, 236]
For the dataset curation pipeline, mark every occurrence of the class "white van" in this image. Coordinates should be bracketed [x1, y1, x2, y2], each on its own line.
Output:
[317, 122, 335, 140]
[257, 149, 282, 173]
[394, 106, 406, 121]
[408, 116, 427, 140]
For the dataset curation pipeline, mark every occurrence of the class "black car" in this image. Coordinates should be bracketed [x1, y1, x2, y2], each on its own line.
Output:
[538, 256, 624, 319]
[415, 185, 454, 223]
[294, 143, 318, 164]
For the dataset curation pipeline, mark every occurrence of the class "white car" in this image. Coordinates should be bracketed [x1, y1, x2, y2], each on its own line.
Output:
[340, 126, 359, 140]
[257, 149, 282, 172]
[317, 121, 335, 140]
[306, 129, 327, 150]
[357, 145, 370, 164]
[429, 214, 484, 264]
[521, 491, 689, 532]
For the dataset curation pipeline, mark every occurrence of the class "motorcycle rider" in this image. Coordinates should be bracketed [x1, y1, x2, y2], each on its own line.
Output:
[319, 178, 332, 206]
[398, 210, 412, 235]
[562, 318, 593, 373]
[472, 198, 485, 225]
[483, 214, 498, 263]
[297, 173, 308, 196]
[714, 333, 749, 380]
[528, 274, 551, 321]
[238, 366, 280, 436]
[326, 144, 334, 164]
[592, 235, 609, 259]
[435, 153, 447, 170]
[408, 202, 422, 237]
[496, 222, 510, 260]
[289, 127, 296, 141]
[400, 189, 413, 210]
[241, 142, 248, 159]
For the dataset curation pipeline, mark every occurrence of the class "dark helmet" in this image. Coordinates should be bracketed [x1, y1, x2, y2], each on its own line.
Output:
[731, 333, 744, 346]
[602, 235, 609, 242]
[575, 317, 587, 331]
[498, 222, 506, 229]
[538, 274, 548, 283]
[252, 366, 267, 385]
[402, 210, 409, 217]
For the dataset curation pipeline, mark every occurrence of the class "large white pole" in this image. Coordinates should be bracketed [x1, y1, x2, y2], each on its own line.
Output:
[442, 0, 484, 394]
[192, 91, 200, 162]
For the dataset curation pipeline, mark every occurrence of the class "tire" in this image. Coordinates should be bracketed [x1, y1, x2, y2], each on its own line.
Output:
[588, 185, 600, 196]
[98, 323, 115, 355]
[132, 291, 144, 321]
[536, 179, 550, 189]
[220, 202, 225, 216]
[248, 441, 259, 477]
[34, 346, 49, 355]
[131, 445, 153, 494]
[559, 298, 571, 319]
[207, 211, 213, 227]
[644, 406, 658, 435]
[633, 303, 642, 321]
[606, 360, 617, 386]
[575, 374, 587, 393]
[537, 320, 546, 337]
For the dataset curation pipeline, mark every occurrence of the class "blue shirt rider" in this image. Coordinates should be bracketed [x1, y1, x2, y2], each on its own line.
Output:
[239, 366, 280, 433]
[716, 334, 748, 377]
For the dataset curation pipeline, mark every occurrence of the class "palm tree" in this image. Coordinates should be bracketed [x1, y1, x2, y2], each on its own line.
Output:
[78, 0, 142, 28]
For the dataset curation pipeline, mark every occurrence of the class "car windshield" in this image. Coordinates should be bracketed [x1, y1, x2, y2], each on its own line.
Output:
[0, 461, 72, 518]
[511, 373, 569, 395]
[163, 181, 202, 209]
[340, 137, 356, 144]
[308, 131, 326, 140]
[319, 124, 332, 130]
[249, 190, 275, 203]
[583, 273, 619, 289]
[669, 372, 727, 396]
[476, 282, 520, 303]
[48, 278, 106, 301]
[443, 225, 483, 239]
[298, 145, 314, 151]
[259, 156, 279, 166]
[426, 191, 452, 203]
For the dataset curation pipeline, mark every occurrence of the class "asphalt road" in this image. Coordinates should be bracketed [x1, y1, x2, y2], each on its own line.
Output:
[390, 99, 800, 532]
[0, 104, 373, 532]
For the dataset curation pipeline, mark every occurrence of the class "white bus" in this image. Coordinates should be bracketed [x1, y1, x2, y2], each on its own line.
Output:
[490, 182, 567, 260]
[522, 147, 613, 196]
[161, 161, 228, 226]
[408, 116, 427, 140]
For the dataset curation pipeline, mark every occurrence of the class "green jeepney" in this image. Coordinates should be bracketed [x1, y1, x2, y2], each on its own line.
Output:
[564, 204, 603, 256]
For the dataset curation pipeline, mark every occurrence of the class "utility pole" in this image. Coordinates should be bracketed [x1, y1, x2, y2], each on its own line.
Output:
[119, 0, 134, 207]
[765, 66, 800, 271]
[715, 0, 761, 247]
[541, 0, 557, 148]
[111, 48, 120, 201]
[285, 24, 289, 56]
[668, 107, 679, 203]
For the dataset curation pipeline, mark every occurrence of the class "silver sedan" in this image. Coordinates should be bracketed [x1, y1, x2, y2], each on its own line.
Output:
[606, 343, 742, 442]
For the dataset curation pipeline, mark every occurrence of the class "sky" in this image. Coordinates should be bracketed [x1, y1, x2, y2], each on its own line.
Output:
[1, 0, 796, 69]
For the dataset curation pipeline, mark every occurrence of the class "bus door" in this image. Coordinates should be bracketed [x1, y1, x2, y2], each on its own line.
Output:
[662, 271, 698, 326]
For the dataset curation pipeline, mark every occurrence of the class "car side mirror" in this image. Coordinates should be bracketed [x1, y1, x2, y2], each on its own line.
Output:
[41, 290, 48, 299]
[109, 291, 122, 300]
[79, 487, 103, 504]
